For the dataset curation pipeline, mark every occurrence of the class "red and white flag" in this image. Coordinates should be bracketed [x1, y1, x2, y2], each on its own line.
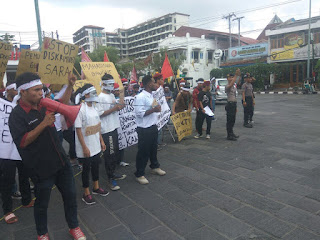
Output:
[104, 51, 109, 62]
[81, 48, 91, 79]
[130, 65, 137, 82]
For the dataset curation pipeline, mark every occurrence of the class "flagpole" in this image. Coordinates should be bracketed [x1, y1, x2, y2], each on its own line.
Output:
[73, 67, 81, 79]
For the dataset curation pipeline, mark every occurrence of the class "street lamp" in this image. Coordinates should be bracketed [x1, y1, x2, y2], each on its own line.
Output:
[307, 0, 311, 78]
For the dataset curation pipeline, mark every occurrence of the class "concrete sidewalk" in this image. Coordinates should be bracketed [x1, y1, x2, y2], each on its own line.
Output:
[1, 94, 320, 240]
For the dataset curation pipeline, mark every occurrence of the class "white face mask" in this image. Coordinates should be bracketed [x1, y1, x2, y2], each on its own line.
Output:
[102, 83, 114, 91]
[84, 90, 99, 102]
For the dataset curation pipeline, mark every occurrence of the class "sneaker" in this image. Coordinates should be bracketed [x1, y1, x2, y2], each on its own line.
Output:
[108, 180, 120, 191]
[206, 134, 210, 139]
[82, 194, 96, 205]
[151, 168, 166, 176]
[22, 199, 35, 208]
[250, 120, 254, 124]
[136, 176, 149, 185]
[11, 191, 22, 200]
[92, 188, 109, 197]
[227, 135, 237, 141]
[159, 143, 167, 147]
[69, 227, 86, 240]
[113, 174, 126, 180]
[157, 146, 162, 151]
[38, 233, 50, 240]
[120, 161, 129, 167]
[194, 134, 202, 139]
[244, 123, 253, 128]
[232, 133, 239, 138]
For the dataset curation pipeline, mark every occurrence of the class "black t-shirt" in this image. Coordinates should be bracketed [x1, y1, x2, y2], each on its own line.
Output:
[198, 90, 212, 108]
[9, 101, 67, 180]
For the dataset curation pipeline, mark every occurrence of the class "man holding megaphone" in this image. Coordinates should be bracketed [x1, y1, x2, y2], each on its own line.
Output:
[9, 72, 86, 240]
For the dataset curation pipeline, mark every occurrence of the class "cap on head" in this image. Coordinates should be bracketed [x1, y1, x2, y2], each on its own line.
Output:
[153, 72, 162, 81]
[114, 83, 119, 90]
[227, 73, 234, 78]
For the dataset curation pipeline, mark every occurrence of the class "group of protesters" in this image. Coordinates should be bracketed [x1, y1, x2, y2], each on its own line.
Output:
[0, 67, 256, 240]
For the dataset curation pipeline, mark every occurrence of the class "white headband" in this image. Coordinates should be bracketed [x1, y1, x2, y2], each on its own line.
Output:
[102, 79, 115, 84]
[81, 86, 96, 97]
[17, 79, 42, 92]
[6, 83, 16, 91]
[180, 82, 186, 86]
[197, 81, 204, 84]
[181, 87, 190, 91]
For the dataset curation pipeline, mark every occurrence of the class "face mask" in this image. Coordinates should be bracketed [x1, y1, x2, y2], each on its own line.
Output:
[102, 84, 114, 91]
[85, 90, 99, 102]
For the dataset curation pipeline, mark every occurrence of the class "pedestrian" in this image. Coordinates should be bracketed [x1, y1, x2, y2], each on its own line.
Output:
[134, 75, 166, 184]
[210, 77, 217, 113]
[131, 83, 140, 97]
[74, 84, 109, 205]
[96, 74, 126, 191]
[164, 84, 172, 107]
[192, 78, 204, 136]
[172, 84, 192, 115]
[225, 69, 241, 141]
[242, 74, 255, 128]
[9, 72, 86, 240]
[121, 78, 129, 96]
[195, 81, 213, 139]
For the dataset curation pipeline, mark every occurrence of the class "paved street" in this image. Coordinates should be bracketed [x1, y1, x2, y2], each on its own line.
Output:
[1, 94, 320, 240]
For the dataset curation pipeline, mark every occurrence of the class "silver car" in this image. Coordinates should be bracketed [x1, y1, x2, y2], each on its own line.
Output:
[214, 78, 237, 101]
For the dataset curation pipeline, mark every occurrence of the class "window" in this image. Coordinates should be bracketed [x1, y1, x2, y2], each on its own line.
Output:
[174, 18, 176, 23]
[174, 27, 176, 31]
[200, 52, 203, 59]
[208, 51, 213, 63]
[313, 31, 320, 43]
[271, 39, 277, 49]
[192, 50, 199, 63]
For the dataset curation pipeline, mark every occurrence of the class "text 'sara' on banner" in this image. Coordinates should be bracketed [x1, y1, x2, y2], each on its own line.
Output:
[38, 37, 79, 85]
[170, 110, 193, 141]
[80, 62, 123, 95]
[0, 41, 12, 88]
[16, 49, 40, 78]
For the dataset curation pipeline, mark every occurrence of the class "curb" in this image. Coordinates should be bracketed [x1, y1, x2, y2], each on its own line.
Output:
[255, 91, 318, 95]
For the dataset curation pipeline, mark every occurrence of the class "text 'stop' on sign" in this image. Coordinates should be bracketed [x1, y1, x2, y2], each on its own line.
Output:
[38, 37, 78, 85]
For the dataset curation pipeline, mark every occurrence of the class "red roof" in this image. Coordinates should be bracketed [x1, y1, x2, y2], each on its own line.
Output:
[239, 36, 259, 45]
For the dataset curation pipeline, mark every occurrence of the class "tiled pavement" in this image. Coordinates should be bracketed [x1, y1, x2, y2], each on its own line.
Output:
[1, 94, 320, 239]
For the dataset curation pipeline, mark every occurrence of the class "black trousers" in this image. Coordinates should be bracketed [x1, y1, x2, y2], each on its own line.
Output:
[243, 96, 254, 124]
[198, 111, 212, 135]
[0, 159, 31, 215]
[102, 129, 120, 180]
[31, 163, 78, 235]
[135, 125, 160, 178]
[63, 127, 77, 159]
[79, 153, 101, 188]
[225, 102, 237, 136]
[195, 110, 203, 135]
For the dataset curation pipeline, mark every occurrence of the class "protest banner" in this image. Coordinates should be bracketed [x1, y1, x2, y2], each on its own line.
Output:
[80, 62, 123, 94]
[38, 37, 78, 85]
[16, 49, 40, 77]
[117, 96, 138, 150]
[0, 41, 12, 88]
[0, 98, 21, 160]
[170, 110, 192, 141]
[152, 86, 171, 130]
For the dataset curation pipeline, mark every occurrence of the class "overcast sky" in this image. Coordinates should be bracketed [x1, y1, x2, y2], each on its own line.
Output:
[1, 0, 319, 46]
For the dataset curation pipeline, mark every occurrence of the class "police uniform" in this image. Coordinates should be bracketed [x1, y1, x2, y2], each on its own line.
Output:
[225, 82, 238, 140]
[242, 81, 254, 126]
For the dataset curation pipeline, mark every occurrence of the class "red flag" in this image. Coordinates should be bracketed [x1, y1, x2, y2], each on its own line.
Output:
[104, 51, 109, 62]
[130, 65, 137, 82]
[81, 48, 91, 79]
[81, 48, 91, 62]
[161, 53, 174, 80]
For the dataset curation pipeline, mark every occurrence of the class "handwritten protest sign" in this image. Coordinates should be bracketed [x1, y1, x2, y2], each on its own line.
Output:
[152, 86, 171, 130]
[38, 37, 78, 84]
[80, 62, 123, 93]
[0, 98, 21, 160]
[170, 110, 192, 141]
[117, 96, 138, 150]
[0, 41, 12, 88]
[73, 79, 101, 94]
[16, 49, 40, 77]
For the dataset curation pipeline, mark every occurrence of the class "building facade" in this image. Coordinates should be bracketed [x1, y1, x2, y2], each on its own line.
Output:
[73, 13, 189, 58]
[266, 16, 320, 86]
[73, 25, 106, 54]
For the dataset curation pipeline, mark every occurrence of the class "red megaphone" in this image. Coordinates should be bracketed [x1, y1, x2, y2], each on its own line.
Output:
[40, 98, 81, 127]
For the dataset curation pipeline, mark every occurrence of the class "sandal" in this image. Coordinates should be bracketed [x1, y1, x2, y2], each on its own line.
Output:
[4, 212, 18, 224]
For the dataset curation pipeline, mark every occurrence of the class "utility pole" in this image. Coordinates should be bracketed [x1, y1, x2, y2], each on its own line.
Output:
[307, 0, 311, 78]
[233, 16, 244, 46]
[34, 0, 42, 48]
[223, 13, 236, 48]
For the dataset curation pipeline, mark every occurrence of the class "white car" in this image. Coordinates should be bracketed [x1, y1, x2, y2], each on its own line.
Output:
[214, 78, 238, 101]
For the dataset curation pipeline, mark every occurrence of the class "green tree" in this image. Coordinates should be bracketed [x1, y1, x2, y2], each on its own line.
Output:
[88, 46, 120, 63]
[0, 33, 15, 43]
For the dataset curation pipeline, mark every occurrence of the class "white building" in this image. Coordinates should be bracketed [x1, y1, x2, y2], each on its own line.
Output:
[73, 25, 106, 54]
[159, 26, 257, 85]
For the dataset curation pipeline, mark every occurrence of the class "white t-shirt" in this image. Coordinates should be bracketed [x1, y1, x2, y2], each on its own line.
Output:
[75, 103, 101, 158]
[96, 92, 120, 134]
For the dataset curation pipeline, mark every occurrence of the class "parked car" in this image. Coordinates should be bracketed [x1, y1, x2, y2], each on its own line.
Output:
[214, 78, 238, 101]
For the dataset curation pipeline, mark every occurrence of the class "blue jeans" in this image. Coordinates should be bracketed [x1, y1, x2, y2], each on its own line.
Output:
[32, 163, 78, 235]
[212, 97, 216, 112]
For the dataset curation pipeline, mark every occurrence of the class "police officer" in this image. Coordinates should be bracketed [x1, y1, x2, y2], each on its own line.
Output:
[225, 69, 241, 141]
[242, 74, 255, 128]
